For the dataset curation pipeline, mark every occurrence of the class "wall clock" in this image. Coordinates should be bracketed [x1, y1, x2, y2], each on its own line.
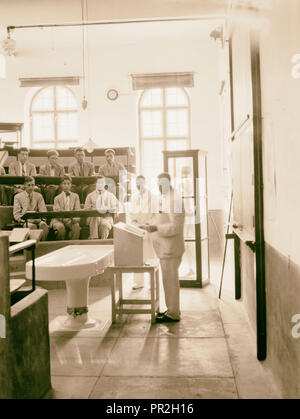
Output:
[107, 89, 119, 101]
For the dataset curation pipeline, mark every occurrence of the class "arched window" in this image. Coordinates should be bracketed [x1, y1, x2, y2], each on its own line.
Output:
[139, 87, 191, 180]
[30, 86, 78, 149]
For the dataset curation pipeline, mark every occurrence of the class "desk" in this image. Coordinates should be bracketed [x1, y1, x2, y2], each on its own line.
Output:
[26, 245, 114, 330]
[22, 210, 115, 230]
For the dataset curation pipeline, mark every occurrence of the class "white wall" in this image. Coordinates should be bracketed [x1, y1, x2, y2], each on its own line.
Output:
[0, 20, 223, 209]
[259, 0, 300, 265]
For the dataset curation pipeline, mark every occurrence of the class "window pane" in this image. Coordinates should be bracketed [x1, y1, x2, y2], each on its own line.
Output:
[179, 241, 197, 279]
[32, 87, 54, 111]
[57, 112, 78, 140]
[143, 140, 164, 181]
[167, 109, 188, 137]
[141, 110, 163, 137]
[167, 139, 188, 151]
[32, 142, 55, 149]
[56, 86, 77, 110]
[166, 88, 188, 106]
[56, 141, 78, 148]
[32, 113, 54, 140]
[140, 89, 162, 107]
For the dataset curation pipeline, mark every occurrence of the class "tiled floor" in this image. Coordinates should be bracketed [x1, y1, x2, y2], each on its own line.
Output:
[45, 269, 280, 399]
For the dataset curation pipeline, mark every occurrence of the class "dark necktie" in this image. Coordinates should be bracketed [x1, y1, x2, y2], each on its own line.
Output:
[21, 165, 26, 176]
[65, 192, 70, 210]
[79, 164, 84, 176]
[28, 194, 33, 210]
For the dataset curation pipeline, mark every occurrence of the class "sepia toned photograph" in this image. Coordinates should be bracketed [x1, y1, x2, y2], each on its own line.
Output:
[0, 0, 299, 402]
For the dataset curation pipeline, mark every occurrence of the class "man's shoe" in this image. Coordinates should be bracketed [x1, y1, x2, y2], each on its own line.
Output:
[156, 310, 167, 317]
[155, 314, 180, 323]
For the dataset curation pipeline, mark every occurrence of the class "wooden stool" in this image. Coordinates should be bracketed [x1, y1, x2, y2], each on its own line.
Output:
[108, 262, 160, 323]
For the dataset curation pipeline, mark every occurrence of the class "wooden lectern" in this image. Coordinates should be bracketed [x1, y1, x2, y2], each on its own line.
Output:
[113, 222, 147, 266]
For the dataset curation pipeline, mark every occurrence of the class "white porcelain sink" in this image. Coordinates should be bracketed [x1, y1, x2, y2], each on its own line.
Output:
[26, 245, 114, 330]
[26, 245, 114, 281]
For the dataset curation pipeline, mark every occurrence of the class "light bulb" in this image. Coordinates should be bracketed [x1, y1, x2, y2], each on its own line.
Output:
[82, 97, 88, 110]
[2, 37, 16, 56]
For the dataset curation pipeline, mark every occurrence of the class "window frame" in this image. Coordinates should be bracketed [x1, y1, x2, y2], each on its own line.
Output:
[30, 85, 78, 149]
[138, 87, 191, 175]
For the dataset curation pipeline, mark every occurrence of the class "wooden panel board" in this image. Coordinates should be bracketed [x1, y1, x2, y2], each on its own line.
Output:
[230, 26, 255, 241]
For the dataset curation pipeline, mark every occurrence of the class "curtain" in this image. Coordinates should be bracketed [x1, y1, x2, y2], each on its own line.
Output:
[131, 72, 194, 90]
[19, 77, 80, 87]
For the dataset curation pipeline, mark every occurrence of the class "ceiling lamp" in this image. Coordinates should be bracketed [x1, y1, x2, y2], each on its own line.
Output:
[209, 26, 224, 47]
[83, 137, 97, 153]
[2, 32, 16, 56]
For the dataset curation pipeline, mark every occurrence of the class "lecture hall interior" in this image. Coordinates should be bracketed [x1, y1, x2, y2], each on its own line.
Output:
[0, 0, 300, 400]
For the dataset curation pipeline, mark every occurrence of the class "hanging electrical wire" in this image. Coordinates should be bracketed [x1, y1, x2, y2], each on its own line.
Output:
[81, 0, 87, 110]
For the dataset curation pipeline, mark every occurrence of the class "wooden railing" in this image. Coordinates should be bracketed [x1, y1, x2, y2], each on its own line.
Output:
[9, 239, 37, 291]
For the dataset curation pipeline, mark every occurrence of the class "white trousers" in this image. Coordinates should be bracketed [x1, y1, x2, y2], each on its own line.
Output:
[88, 216, 113, 239]
[160, 257, 182, 320]
[27, 221, 49, 241]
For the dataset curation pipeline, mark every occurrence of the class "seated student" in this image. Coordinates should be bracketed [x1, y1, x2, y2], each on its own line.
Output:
[9, 147, 37, 176]
[39, 149, 65, 204]
[98, 148, 130, 201]
[51, 175, 81, 240]
[84, 176, 119, 239]
[0, 165, 10, 205]
[13, 176, 49, 241]
[9, 147, 38, 200]
[98, 148, 126, 177]
[68, 147, 95, 203]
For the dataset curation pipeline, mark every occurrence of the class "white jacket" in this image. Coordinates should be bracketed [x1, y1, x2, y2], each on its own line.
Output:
[151, 189, 185, 259]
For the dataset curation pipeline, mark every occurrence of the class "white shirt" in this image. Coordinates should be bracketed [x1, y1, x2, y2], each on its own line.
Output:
[50, 167, 55, 177]
[63, 192, 70, 211]
[19, 162, 27, 176]
[158, 189, 183, 215]
[96, 190, 119, 212]
[130, 189, 153, 225]
[25, 191, 33, 210]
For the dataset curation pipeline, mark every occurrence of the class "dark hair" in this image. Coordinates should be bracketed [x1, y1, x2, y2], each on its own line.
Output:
[18, 147, 29, 154]
[24, 176, 35, 184]
[47, 149, 59, 158]
[93, 175, 105, 184]
[157, 172, 171, 182]
[60, 174, 72, 184]
[74, 147, 85, 155]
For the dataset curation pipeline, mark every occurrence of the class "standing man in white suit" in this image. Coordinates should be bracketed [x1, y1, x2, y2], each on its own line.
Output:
[129, 175, 156, 290]
[141, 172, 185, 323]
